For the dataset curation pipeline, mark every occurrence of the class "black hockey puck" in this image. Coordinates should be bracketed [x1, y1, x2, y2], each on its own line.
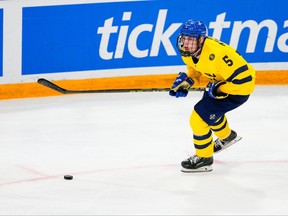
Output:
[64, 175, 73, 180]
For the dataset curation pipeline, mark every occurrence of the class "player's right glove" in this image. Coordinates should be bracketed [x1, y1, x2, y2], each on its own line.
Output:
[169, 72, 194, 98]
[207, 81, 228, 99]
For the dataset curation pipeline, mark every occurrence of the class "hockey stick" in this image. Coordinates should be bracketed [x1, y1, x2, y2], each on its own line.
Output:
[37, 78, 207, 94]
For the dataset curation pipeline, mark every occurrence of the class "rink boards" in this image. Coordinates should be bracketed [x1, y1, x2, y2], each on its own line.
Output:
[0, 0, 287, 99]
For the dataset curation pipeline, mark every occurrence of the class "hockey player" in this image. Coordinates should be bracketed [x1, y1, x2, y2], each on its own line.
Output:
[169, 20, 256, 172]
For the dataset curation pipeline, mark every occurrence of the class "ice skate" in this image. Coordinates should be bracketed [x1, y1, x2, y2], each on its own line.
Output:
[214, 130, 242, 153]
[181, 155, 213, 173]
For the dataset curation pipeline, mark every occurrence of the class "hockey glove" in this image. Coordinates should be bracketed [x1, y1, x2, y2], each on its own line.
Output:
[207, 81, 229, 99]
[169, 72, 194, 98]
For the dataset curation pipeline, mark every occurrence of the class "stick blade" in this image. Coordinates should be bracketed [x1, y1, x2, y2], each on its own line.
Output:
[37, 78, 68, 94]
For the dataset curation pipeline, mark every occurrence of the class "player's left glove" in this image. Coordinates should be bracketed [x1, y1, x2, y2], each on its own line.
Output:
[169, 72, 194, 98]
[207, 81, 229, 99]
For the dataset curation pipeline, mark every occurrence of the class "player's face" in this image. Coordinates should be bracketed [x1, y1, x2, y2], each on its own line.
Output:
[181, 36, 198, 54]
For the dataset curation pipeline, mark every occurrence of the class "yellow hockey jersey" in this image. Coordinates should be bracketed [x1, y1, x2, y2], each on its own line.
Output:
[182, 37, 256, 95]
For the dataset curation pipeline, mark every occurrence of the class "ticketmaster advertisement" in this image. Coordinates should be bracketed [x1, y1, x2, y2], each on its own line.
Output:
[22, 0, 288, 75]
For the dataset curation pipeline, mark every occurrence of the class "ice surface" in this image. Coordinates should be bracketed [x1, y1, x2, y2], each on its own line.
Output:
[0, 86, 287, 215]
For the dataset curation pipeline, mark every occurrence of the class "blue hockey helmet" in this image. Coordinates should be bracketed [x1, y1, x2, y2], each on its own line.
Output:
[177, 20, 207, 57]
[180, 20, 207, 38]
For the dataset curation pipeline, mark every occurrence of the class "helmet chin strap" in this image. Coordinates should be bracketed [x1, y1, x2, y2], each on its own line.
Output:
[191, 47, 202, 58]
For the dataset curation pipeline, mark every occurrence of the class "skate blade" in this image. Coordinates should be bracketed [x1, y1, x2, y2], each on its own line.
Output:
[181, 165, 213, 173]
[215, 136, 242, 154]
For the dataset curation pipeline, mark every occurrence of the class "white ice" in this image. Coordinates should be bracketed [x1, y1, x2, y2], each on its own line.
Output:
[0, 86, 288, 215]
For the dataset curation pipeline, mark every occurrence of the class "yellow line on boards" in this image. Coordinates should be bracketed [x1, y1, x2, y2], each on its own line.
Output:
[0, 70, 287, 100]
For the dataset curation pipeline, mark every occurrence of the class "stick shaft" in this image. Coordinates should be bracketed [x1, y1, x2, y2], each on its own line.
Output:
[37, 78, 206, 94]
